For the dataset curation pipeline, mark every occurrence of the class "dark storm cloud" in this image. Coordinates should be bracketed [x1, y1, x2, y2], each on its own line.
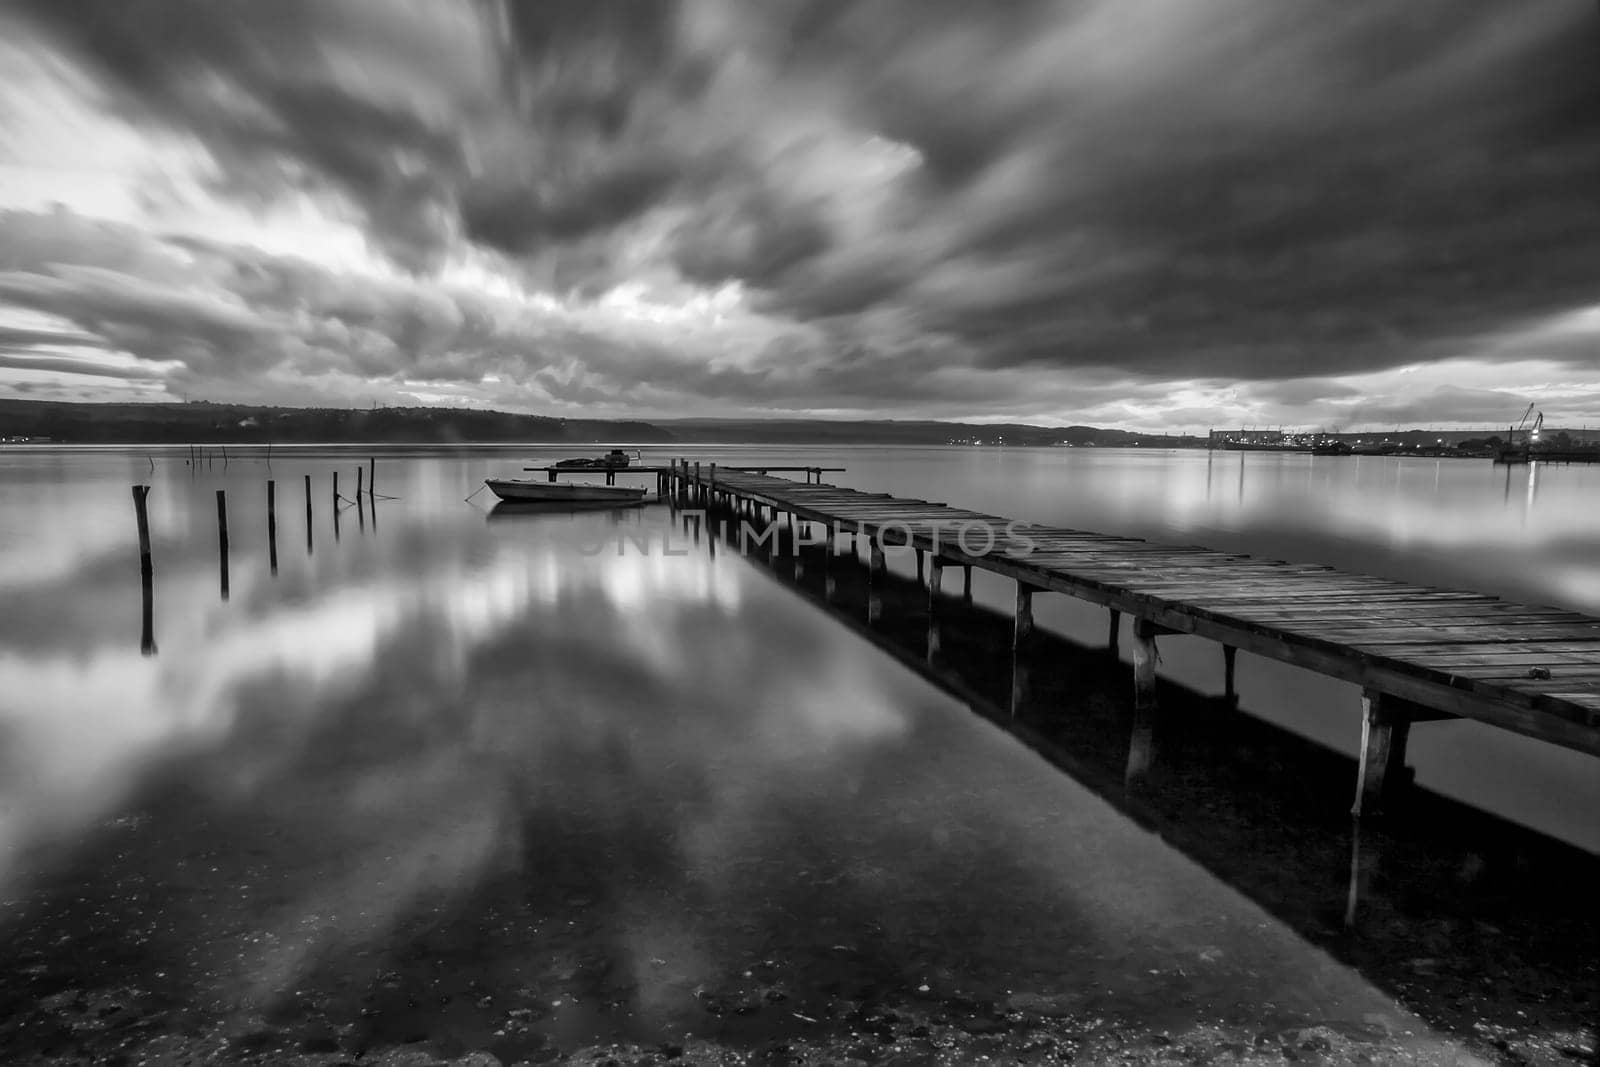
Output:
[0, 326, 105, 350]
[4, 0, 1599, 412]
[0, 353, 162, 381]
[743, 1, 1600, 380]
[9, 0, 478, 270]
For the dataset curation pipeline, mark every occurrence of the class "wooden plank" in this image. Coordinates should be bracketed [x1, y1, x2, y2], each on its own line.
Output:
[1322, 628, 1600, 645]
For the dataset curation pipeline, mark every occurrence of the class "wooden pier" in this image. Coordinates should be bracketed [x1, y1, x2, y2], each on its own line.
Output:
[667, 462, 1600, 814]
[523, 463, 844, 486]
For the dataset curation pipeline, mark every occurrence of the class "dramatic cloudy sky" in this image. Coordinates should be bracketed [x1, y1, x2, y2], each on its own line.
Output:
[1, 1, 1597, 429]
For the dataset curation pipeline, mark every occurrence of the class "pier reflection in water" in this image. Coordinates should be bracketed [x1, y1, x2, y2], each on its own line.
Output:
[0, 450, 1591, 1063]
[707, 492, 1599, 1060]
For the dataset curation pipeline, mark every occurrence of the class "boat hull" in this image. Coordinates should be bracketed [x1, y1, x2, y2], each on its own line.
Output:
[485, 479, 648, 505]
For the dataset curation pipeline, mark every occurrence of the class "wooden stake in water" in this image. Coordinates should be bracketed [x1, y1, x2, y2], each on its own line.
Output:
[304, 474, 313, 555]
[267, 479, 278, 575]
[216, 488, 230, 601]
[368, 456, 376, 497]
[332, 470, 339, 504]
[132, 484, 156, 655]
[357, 466, 364, 498]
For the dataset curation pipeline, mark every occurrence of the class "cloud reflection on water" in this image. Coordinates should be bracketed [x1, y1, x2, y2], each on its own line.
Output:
[0, 511, 924, 1036]
[0, 458, 1500, 1059]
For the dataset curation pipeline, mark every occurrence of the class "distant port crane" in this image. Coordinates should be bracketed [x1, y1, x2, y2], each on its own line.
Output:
[1512, 402, 1543, 445]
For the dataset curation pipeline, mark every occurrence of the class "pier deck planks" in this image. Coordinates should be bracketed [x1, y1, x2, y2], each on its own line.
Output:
[687, 468, 1600, 756]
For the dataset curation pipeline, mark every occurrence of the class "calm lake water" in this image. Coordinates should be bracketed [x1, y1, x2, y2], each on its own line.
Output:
[0, 444, 1594, 1064]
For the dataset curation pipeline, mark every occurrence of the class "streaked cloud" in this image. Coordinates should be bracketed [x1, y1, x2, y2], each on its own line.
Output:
[0, 1, 1597, 428]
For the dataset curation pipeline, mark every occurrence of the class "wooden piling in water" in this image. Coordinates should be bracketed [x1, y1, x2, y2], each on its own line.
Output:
[132, 485, 153, 574]
[368, 457, 375, 497]
[304, 474, 313, 555]
[332, 471, 339, 504]
[215, 489, 230, 601]
[267, 480, 278, 575]
[356, 466, 364, 498]
[132, 485, 155, 655]
[1108, 608, 1122, 653]
[1223, 645, 1238, 703]
[962, 564, 972, 601]
[1013, 583, 1034, 649]
[927, 558, 944, 663]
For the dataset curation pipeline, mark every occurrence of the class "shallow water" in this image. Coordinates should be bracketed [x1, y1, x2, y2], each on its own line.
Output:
[0, 444, 1593, 1063]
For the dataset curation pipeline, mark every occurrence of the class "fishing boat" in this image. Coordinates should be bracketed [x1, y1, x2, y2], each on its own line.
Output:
[484, 478, 648, 506]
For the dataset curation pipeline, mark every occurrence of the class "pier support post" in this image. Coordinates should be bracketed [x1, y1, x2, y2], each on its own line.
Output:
[216, 489, 230, 601]
[869, 540, 886, 581]
[1013, 583, 1034, 649]
[1131, 618, 1158, 711]
[1222, 645, 1238, 704]
[267, 480, 278, 575]
[1125, 617, 1162, 787]
[356, 466, 363, 498]
[332, 471, 339, 504]
[915, 548, 925, 585]
[1108, 608, 1121, 654]
[132, 485, 155, 656]
[822, 527, 836, 601]
[1352, 690, 1412, 816]
[304, 474, 313, 555]
[962, 564, 972, 602]
[369, 457, 375, 498]
[927, 558, 944, 663]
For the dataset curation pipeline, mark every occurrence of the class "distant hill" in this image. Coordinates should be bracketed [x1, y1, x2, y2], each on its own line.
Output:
[655, 418, 1204, 447]
[0, 400, 672, 445]
[0, 399, 1207, 448]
